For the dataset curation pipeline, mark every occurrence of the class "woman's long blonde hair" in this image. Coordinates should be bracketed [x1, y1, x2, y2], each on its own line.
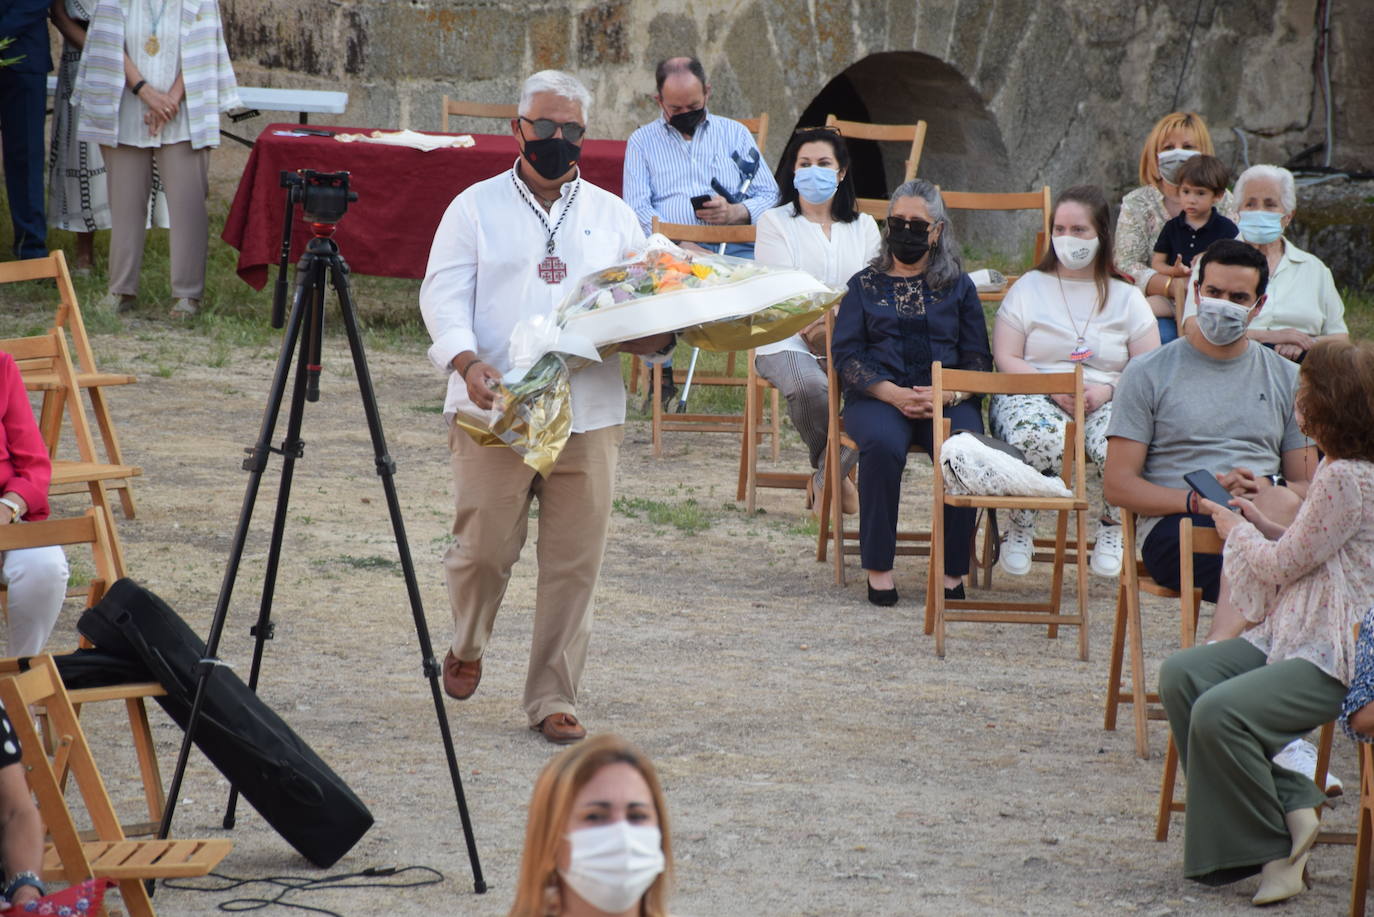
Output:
[509, 734, 673, 917]
[1136, 111, 1217, 187]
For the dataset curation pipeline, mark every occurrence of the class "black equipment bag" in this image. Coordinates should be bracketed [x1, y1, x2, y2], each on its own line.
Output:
[75, 578, 373, 867]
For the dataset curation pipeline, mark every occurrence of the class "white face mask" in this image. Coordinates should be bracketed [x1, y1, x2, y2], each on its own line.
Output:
[1052, 234, 1100, 271]
[559, 822, 665, 913]
[1195, 295, 1253, 346]
[1157, 148, 1200, 184]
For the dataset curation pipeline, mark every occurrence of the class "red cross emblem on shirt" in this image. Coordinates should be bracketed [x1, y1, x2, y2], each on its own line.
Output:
[537, 255, 568, 284]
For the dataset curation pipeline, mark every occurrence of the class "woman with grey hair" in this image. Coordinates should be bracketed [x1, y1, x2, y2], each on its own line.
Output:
[831, 180, 992, 606]
[1182, 164, 1347, 362]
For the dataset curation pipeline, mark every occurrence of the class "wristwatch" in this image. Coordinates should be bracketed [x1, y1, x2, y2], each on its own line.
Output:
[0, 497, 21, 523]
[4, 870, 45, 901]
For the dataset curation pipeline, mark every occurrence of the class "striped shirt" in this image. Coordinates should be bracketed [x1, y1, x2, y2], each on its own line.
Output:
[622, 111, 779, 235]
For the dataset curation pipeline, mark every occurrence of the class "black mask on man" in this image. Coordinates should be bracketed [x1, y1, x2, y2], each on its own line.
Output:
[887, 225, 931, 265]
[668, 107, 706, 137]
[522, 135, 580, 181]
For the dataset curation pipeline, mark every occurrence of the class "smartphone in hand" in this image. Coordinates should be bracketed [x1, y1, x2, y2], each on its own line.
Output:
[690, 193, 712, 211]
[1183, 469, 1236, 511]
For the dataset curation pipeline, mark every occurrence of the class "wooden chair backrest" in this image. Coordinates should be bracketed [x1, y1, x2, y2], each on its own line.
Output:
[0, 331, 97, 463]
[440, 96, 517, 132]
[0, 509, 115, 607]
[737, 112, 770, 152]
[825, 114, 927, 181]
[940, 186, 1053, 261]
[650, 218, 757, 246]
[0, 251, 101, 378]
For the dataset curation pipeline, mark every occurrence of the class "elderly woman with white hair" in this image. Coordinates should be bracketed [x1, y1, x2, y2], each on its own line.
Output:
[830, 179, 993, 607]
[1182, 164, 1347, 363]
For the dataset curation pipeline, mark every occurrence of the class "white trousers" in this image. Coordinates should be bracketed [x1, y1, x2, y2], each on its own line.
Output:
[2, 545, 70, 657]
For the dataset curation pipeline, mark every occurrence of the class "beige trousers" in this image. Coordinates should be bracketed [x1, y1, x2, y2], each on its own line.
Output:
[444, 422, 623, 725]
[102, 141, 209, 300]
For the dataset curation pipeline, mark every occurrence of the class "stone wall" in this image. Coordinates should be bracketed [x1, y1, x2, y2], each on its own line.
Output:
[222, 0, 1373, 264]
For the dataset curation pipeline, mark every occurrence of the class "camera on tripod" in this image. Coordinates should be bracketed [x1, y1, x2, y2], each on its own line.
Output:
[280, 169, 357, 225]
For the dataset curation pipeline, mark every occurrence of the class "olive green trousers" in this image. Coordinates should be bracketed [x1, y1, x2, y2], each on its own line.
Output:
[1158, 638, 1345, 884]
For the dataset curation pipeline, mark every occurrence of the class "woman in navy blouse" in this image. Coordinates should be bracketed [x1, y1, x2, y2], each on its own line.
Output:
[831, 180, 993, 606]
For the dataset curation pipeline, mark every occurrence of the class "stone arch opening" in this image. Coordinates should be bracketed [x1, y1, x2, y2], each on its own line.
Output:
[789, 52, 1024, 257]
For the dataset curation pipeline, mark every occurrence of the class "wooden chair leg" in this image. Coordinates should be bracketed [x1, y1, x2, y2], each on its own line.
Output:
[629, 354, 642, 394]
[1353, 745, 1373, 917]
[127, 697, 166, 824]
[744, 381, 758, 513]
[769, 387, 781, 461]
[1045, 509, 1068, 641]
[1104, 577, 1128, 731]
[1076, 508, 1089, 662]
[1156, 733, 1182, 841]
[88, 387, 137, 519]
[1127, 577, 1151, 758]
[651, 363, 663, 458]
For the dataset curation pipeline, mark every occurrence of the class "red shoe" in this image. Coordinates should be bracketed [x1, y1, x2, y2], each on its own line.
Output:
[442, 650, 481, 700]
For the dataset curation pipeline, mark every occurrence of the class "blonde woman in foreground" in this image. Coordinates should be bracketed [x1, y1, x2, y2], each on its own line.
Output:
[510, 734, 672, 917]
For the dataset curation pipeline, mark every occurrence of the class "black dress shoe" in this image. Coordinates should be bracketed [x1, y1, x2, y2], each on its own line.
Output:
[867, 582, 898, 606]
[944, 584, 966, 601]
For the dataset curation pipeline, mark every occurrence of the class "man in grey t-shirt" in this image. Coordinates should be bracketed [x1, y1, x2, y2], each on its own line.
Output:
[1104, 240, 1317, 643]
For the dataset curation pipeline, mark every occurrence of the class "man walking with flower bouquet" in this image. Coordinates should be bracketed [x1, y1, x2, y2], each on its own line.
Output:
[421, 70, 673, 745]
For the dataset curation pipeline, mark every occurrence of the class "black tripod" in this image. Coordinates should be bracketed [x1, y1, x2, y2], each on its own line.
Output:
[155, 170, 485, 893]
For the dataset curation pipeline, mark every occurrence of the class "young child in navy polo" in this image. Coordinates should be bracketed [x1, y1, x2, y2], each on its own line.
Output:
[1151, 155, 1238, 279]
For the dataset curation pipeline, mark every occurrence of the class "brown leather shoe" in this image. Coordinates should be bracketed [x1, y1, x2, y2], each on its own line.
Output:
[442, 650, 481, 700]
[531, 712, 586, 745]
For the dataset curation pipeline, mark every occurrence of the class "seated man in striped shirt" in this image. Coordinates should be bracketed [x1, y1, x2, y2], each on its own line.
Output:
[623, 56, 778, 401]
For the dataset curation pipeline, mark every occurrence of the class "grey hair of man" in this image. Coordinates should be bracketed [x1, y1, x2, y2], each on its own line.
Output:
[518, 70, 593, 122]
[872, 179, 965, 290]
[1234, 163, 1297, 214]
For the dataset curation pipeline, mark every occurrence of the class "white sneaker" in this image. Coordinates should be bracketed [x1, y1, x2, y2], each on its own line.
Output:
[1090, 523, 1124, 578]
[1273, 738, 1344, 796]
[1000, 519, 1034, 576]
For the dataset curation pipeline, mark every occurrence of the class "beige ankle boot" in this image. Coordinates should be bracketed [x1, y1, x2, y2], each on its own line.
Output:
[1252, 850, 1309, 906]
[1286, 806, 1319, 863]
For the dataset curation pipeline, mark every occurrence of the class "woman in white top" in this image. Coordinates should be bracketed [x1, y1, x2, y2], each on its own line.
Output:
[991, 185, 1159, 578]
[1180, 164, 1348, 363]
[73, 0, 239, 318]
[754, 127, 881, 514]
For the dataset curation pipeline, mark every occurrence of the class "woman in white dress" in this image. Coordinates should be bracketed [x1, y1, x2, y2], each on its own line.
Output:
[754, 127, 881, 514]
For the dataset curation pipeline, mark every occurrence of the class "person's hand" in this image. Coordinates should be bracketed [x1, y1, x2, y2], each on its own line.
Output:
[1219, 467, 1262, 498]
[1227, 494, 1287, 540]
[694, 197, 748, 226]
[900, 386, 936, 419]
[1049, 392, 1076, 415]
[1200, 497, 1244, 540]
[461, 361, 502, 411]
[1275, 342, 1305, 361]
[139, 86, 179, 135]
[6, 883, 40, 906]
[1082, 383, 1113, 414]
[1275, 328, 1316, 349]
[619, 333, 674, 355]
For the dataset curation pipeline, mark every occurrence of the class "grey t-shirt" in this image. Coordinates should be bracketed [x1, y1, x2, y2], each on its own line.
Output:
[1106, 338, 1310, 539]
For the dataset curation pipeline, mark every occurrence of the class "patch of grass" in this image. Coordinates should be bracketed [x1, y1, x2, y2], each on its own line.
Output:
[314, 553, 400, 571]
[784, 515, 820, 538]
[611, 495, 717, 534]
[410, 403, 445, 414]
[1343, 286, 1374, 341]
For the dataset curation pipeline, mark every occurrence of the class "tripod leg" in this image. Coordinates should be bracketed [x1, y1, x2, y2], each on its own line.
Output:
[330, 257, 487, 893]
[221, 254, 323, 830]
[156, 252, 313, 850]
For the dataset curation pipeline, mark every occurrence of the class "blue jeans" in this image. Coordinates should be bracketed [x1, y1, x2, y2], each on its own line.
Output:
[1157, 317, 1179, 345]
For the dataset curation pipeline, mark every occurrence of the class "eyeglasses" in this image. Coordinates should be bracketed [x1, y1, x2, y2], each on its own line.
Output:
[793, 125, 842, 136]
[519, 116, 586, 144]
[887, 217, 932, 234]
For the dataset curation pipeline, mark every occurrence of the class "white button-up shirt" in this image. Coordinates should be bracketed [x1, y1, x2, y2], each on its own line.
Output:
[421, 164, 646, 431]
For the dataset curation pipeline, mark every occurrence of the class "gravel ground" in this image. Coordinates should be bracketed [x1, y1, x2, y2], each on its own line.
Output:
[34, 324, 1360, 916]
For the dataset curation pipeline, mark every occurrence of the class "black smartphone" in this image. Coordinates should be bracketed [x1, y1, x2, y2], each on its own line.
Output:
[690, 193, 712, 210]
[1183, 469, 1236, 510]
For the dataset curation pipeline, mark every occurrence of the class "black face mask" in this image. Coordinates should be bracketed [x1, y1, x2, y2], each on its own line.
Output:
[887, 226, 931, 265]
[521, 135, 580, 181]
[668, 107, 706, 137]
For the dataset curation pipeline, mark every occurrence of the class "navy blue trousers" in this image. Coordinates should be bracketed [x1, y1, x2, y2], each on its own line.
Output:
[844, 397, 983, 575]
[0, 69, 48, 259]
[1142, 512, 1223, 603]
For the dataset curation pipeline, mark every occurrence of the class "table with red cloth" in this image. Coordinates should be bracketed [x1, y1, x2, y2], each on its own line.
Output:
[222, 125, 628, 289]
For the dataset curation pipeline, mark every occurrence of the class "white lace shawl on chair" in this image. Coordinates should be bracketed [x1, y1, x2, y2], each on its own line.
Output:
[941, 432, 1073, 497]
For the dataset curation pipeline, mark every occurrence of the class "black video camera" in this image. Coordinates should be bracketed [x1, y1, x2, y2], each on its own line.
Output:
[280, 169, 357, 224]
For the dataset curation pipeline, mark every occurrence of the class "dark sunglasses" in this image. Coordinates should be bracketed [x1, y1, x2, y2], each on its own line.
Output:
[887, 217, 932, 234]
[519, 116, 586, 144]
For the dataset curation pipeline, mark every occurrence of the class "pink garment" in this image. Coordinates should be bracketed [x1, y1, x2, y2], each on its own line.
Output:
[1227, 458, 1374, 685]
[0, 352, 52, 521]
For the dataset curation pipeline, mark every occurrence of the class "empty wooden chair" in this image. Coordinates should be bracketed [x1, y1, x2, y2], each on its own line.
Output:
[734, 354, 795, 513]
[737, 112, 770, 153]
[925, 363, 1090, 659]
[940, 187, 1053, 305]
[826, 115, 927, 220]
[0, 655, 230, 917]
[0, 251, 138, 517]
[440, 97, 517, 132]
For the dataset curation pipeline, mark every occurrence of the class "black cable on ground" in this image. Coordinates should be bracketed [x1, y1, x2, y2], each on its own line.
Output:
[161, 865, 445, 916]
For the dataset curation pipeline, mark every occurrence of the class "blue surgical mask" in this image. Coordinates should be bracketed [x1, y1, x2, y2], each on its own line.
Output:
[793, 165, 839, 204]
[1237, 209, 1285, 244]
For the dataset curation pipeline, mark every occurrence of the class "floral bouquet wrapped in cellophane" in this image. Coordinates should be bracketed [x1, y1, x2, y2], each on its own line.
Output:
[454, 235, 843, 475]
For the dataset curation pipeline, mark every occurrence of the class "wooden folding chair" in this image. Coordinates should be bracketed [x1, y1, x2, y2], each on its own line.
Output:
[940, 187, 1052, 306]
[439, 97, 516, 132]
[1353, 734, 1374, 916]
[734, 353, 798, 512]
[640, 220, 756, 457]
[2, 331, 138, 575]
[1105, 515, 1217, 759]
[925, 363, 1090, 659]
[0, 508, 117, 609]
[0, 655, 229, 917]
[825, 113, 926, 185]
[0, 252, 138, 518]
[737, 112, 770, 152]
